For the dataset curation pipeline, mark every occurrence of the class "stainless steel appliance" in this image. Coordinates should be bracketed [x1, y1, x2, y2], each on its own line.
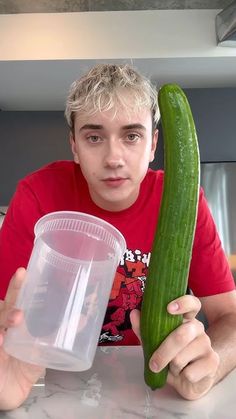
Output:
[201, 162, 236, 282]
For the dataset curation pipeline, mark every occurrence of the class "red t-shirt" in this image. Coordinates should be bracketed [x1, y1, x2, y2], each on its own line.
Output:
[0, 161, 235, 345]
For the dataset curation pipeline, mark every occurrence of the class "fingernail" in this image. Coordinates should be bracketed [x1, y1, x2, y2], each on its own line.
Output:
[150, 360, 159, 373]
[168, 302, 179, 312]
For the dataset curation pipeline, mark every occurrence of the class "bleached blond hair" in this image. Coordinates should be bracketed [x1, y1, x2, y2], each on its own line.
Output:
[65, 64, 160, 132]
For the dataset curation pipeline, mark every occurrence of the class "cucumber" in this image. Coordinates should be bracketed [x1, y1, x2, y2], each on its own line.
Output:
[140, 84, 200, 389]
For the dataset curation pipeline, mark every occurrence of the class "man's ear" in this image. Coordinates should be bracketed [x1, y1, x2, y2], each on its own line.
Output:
[70, 133, 80, 164]
[149, 129, 158, 163]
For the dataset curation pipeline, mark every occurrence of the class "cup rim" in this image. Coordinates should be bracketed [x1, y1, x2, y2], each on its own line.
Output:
[34, 211, 127, 255]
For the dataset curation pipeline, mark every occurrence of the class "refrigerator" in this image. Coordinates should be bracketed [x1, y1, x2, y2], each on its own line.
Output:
[201, 162, 236, 282]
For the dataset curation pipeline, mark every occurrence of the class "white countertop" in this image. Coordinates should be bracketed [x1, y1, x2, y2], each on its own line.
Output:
[0, 346, 235, 418]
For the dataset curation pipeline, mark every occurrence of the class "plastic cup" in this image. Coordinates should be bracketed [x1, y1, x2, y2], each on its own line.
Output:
[4, 211, 126, 371]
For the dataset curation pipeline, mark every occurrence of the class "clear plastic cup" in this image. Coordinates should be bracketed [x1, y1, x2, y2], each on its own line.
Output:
[4, 211, 126, 371]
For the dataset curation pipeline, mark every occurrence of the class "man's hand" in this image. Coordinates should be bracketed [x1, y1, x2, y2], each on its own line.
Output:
[0, 268, 45, 411]
[130, 294, 220, 400]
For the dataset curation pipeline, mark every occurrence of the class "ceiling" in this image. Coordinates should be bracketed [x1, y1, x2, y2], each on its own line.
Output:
[0, 1, 233, 13]
[0, 0, 236, 111]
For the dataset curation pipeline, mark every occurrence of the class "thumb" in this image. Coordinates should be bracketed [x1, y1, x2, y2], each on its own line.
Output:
[0, 268, 26, 328]
[130, 309, 141, 342]
[4, 267, 26, 307]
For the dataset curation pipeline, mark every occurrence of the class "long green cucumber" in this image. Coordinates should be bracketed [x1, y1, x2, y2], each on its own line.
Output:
[140, 84, 200, 390]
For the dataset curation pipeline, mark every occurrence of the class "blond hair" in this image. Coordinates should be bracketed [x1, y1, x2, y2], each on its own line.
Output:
[65, 64, 159, 132]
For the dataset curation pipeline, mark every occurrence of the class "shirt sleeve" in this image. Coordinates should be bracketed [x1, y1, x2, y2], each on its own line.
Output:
[0, 180, 43, 300]
[188, 187, 235, 297]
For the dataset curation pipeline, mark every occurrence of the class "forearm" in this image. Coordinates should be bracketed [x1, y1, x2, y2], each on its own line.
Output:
[206, 313, 236, 384]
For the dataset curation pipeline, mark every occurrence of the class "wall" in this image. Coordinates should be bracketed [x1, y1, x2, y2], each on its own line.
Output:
[150, 86, 236, 170]
[0, 112, 70, 204]
[0, 87, 236, 204]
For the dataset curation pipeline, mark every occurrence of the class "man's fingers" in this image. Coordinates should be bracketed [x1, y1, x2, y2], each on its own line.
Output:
[167, 295, 202, 320]
[149, 319, 204, 373]
[168, 333, 213, 377]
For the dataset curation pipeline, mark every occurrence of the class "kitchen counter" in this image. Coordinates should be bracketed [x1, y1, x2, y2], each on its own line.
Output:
[0, 346, 235, 418]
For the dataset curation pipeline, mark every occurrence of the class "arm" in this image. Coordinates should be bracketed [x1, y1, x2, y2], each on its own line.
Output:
[162, 291, 236, 400]
[201, 290, 236, 383]
[0, 269, 45, 411]
[131, 291, 236, 400]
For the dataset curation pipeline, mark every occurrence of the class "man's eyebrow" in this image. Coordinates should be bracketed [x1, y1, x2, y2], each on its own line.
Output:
[79, 124, 103, 131]
[121, 124, 146, 130]
[79, 123, 146, 132]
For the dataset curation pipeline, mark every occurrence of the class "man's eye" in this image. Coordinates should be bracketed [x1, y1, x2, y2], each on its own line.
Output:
[87, 135, 101, 144]
[127, 134, 140, 142]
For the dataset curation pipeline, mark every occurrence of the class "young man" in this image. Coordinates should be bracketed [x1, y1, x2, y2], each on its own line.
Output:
[0, 64, 236, 409]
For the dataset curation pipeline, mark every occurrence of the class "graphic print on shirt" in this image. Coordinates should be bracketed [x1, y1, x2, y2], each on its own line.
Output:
[99, 249, 151, 343]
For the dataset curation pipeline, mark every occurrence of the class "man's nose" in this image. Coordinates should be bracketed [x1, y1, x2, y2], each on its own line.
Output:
[104, 141, 125, 168]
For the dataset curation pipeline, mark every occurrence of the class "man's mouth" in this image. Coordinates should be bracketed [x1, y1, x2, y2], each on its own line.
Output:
[102, 177, 128, 187]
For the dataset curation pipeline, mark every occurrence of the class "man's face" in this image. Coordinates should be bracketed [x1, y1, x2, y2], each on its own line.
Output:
[70, 104, 158, 211]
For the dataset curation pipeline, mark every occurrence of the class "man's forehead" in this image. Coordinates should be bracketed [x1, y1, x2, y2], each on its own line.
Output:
[74, 106, 152, 128]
